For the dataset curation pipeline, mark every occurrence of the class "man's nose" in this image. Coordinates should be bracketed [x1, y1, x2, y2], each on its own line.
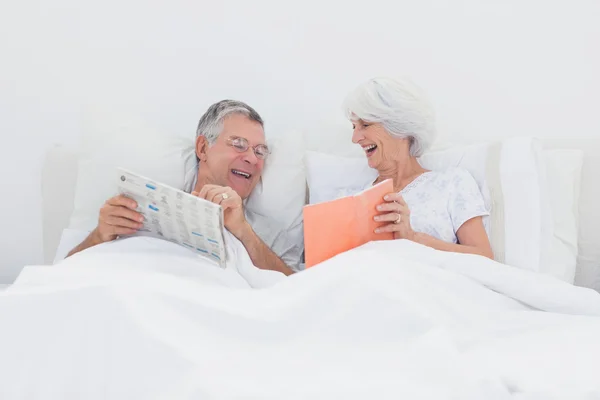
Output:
[242, 149, 259, 165]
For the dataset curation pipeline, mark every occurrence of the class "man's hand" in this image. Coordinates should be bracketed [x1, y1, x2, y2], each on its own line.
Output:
[192, 185, 293, 275]
[193, 185, 246, 238]
[93, 195, 144, 244]
[67, 194, 143, 258]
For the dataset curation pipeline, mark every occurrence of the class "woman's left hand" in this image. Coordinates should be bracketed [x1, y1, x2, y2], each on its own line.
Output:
[374, 193, 416, 241]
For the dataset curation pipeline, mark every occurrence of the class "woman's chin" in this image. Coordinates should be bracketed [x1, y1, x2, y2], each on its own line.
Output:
[366, 156, 377, 169]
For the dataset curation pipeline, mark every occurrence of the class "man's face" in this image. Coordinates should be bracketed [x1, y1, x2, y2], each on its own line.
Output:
[198, 114, 266, 199]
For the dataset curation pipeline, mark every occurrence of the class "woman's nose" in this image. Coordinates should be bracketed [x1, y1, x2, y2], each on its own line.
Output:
[351, 128, 363, 144]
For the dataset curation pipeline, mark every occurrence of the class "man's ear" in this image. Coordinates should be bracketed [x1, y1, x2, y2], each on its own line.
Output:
[196, 136, 209, 162]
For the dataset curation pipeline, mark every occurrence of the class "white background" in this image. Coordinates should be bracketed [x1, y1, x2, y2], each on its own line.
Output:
[1, 0, 598, 283]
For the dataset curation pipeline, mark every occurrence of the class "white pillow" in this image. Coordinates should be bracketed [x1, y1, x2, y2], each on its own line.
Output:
[42, 145, 79, 264]
[498, 138, 549, 273]
[246, 132, 306, 231]
[245, 132, 306, 267]
[69, 113, 197, 231]
[540, 149, 583, 283]
[305, 137, 551, 274]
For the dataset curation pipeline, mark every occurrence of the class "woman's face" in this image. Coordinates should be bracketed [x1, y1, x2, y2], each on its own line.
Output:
[351, 119, 410, 170]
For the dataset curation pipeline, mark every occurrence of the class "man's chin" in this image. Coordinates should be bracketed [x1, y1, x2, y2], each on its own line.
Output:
[228, 181, 254, 200]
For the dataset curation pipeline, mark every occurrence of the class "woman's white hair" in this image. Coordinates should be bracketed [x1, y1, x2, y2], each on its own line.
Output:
[343, 77, 437, 157]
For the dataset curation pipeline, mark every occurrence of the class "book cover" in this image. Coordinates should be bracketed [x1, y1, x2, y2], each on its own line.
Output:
[303, 179, 395, 268]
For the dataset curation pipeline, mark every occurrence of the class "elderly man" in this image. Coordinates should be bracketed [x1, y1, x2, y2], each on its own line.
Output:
[67, 100, 297, 276]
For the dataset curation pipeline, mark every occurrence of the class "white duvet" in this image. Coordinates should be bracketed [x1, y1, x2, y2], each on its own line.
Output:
[1, 235, 600, 400]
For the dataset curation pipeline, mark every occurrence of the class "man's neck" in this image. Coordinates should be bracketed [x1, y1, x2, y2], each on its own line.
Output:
[193, 167, 214, 193]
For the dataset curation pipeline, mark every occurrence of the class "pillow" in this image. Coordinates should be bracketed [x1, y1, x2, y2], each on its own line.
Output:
[498, 138, 548, 273]
[540, 149, 583, 283]
[246, 131, 306, 231]
[42, 145, 79, 264]
[69, 111, 197, 231]
[305, 137, 552, 274]
[244, 132, 306, 269]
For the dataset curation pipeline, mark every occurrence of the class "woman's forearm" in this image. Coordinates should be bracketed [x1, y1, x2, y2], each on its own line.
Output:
[413, 232, 494, 259]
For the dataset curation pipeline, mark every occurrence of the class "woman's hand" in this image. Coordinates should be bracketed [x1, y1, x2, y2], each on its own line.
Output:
[373, 193, 415, 240]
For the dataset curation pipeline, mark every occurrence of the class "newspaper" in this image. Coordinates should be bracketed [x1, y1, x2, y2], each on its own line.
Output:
[115, 168, 227, 267]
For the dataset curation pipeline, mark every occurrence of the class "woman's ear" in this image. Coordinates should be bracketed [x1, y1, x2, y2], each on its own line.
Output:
[196, 136, 208, 162]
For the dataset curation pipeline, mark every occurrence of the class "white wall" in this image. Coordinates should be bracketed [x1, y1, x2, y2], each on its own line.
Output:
[1, 0, 599, 283]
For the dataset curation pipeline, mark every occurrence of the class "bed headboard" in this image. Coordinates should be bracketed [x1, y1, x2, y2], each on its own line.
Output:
[41, 145, 78, 264]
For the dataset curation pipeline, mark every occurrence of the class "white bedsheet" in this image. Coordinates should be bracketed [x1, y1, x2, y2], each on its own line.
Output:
[1, 237, 600, 399]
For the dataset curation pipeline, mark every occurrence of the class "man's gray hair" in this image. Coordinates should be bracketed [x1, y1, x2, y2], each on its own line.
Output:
[196, 99, 264, 145]
[343, 77, 437, 157]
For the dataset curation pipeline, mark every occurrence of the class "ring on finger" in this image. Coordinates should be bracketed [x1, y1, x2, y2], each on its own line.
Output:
[394, 213, 402, 224]
[221, 192, 229, 200]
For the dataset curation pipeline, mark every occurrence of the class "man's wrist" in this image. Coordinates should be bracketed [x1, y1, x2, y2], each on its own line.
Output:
[232, 221, 254, 243]
[89, 228, 105, 246]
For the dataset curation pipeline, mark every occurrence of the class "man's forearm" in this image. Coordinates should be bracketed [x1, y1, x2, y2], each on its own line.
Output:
[235, 223, 294, 276]
[66, 229, 102, 258]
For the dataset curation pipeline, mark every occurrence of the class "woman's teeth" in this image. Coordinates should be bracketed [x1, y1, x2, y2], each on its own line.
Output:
[364, 144, 377, 153]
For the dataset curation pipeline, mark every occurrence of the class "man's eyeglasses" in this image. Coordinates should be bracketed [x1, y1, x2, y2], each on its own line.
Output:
[226, 136, 270, 160]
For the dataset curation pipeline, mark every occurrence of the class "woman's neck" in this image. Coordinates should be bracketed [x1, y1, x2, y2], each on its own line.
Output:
[375, 157, 427, 192]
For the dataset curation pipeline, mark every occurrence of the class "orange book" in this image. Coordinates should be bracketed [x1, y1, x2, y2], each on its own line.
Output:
[303, 179, 395, 268]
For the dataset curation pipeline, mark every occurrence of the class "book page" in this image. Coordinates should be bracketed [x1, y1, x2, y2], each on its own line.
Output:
[115, 168, 227, 267]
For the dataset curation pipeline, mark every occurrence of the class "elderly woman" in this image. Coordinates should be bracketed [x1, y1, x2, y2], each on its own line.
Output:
[343, 77, 494, 259]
